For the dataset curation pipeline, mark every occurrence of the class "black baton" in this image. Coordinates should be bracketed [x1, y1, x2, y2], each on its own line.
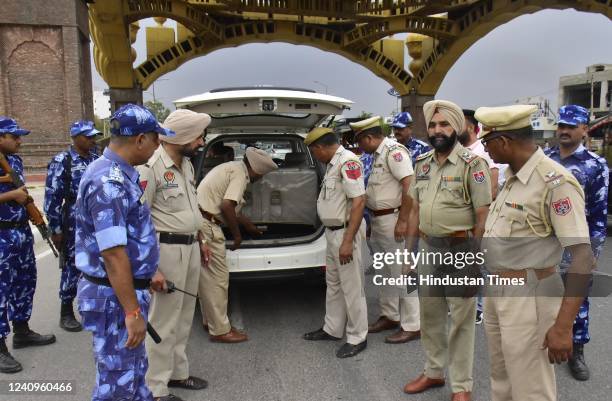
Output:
[147, 322, 162, 344]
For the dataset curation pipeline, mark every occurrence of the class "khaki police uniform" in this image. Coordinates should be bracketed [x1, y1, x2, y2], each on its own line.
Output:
[477, 104, 591, 401]
[366, 136, 420, 332]
[196, 161, 249, 336]
[138, 145, 204, 397]
[409, 142, 492, 393]
[318, 145, 368, 344]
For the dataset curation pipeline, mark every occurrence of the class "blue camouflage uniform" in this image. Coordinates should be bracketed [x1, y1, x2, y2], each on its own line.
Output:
[44, 121, 99, 304]
[0, 118, 35, 339]
[76, 104, 172, 401]
[545, 105, 610, 345]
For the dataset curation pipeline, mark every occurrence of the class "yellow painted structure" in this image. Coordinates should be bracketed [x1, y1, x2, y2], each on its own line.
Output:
[89, 0, 611, 97]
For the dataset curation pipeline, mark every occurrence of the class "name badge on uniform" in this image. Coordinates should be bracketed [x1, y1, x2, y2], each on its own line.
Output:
[163, 170, 179, 188]
[416, 174, 429, 181]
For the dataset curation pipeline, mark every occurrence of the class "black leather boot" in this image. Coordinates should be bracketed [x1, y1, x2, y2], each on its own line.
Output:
[12, 321, 56, 349]
[59, 302, 82, 332]
[0, 338, 22, 373]
[568, 343, 590, 381]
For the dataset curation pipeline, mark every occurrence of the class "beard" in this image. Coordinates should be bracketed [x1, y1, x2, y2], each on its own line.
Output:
[179, 144, 199, 158]
[458, 131, 470, 146]
[428, 132, 457, 153]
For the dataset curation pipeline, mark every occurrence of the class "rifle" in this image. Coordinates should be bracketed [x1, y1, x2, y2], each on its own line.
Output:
[0, 153, 59, 257]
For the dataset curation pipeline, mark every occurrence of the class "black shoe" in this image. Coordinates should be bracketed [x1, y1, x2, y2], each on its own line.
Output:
[303, 328, 341, 341]
[0, 339, 22, 373]
[168, 376, 208, 390]
[336, 340, 367, 358]
[568, 343, 589, 381]
[475, 311, 483, 325]
[12, 322, 56, 349]
[154, 395, 184, 401]
[59, 302, 82, 332]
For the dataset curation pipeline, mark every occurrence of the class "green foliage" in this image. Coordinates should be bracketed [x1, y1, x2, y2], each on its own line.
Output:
[145, 100, 171, 123]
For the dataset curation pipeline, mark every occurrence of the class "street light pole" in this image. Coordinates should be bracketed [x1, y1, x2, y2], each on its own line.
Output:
[313, 80, 328, 94]
[150, 78, 169, 103]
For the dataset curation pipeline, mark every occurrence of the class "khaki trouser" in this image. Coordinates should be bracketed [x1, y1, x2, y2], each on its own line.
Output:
[484, 270, 563, 401]
[146, 240, 200, 397]
[370, 212, 420, 331]
[322, 221, 368, 344]
[198, 219, 232, 336]
[418, 239, 476, 393]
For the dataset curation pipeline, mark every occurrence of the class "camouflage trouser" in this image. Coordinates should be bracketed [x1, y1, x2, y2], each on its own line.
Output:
[572, 297, 590, 345]
[59, 231, 79, 303]
[0, 227, 36, 338]
[561, 271, 591, 345]
[78, 279, 153, 401]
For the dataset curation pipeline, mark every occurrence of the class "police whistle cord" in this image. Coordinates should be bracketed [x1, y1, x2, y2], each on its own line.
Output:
[0, 153, 59, 257]
[166, 280, 199, 299]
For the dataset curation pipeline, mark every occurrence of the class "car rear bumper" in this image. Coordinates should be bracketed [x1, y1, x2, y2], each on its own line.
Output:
[226, 234, 326, 274]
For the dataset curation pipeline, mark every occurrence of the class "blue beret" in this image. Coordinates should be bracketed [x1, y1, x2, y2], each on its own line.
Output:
[70, 120, 101, 137]
[558, 105, 589, 126]
[390, 112, 413, 129]
[0, 117, 29, 136]
[109, 104, 175, 137]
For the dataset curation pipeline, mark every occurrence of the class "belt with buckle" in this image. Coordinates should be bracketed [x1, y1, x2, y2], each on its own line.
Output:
[83, 273, 151, 290]
[200, 208, 222, 225]
[419, 230, 472, 246]
[369, 208, 399, 217]
[159, 232, 198, 245]
[325, 225, 347, 231]
[0, 220, 28, 230]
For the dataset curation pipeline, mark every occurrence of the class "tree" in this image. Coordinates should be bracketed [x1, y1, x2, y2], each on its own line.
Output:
[358, 111, 373, 119]
[145, 100, 171, 123]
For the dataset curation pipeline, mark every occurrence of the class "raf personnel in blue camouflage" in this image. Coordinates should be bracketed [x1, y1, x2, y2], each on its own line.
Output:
[390, 112, 432, 165]
[0, 117, 56, 374]
[545, 104, 609, 381]
[44, 120, 100, 332]
[76, 104, 172, 401]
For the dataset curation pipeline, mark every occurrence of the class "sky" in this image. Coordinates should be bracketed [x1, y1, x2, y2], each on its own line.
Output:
[91, 9, 612, 118]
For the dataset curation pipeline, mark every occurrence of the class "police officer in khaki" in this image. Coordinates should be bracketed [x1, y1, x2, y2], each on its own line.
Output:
[404, 100, 492, 401]
[137, 109, 211, 401]
[197, 147, 278, 342]
[352, 116, 421, 344]
[302, 127, 368, 358]
[475, 105, 594, 401]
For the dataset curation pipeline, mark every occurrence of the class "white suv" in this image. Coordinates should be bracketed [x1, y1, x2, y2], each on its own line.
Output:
[175, 87, 353, 278]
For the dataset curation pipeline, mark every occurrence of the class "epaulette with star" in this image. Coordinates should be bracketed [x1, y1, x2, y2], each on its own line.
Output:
[458, 149, 478, 165]
[415, 149, 434, 163]
[107, 163, 124, 184]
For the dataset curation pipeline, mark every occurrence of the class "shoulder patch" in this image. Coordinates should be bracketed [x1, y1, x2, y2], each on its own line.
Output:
[53, 152, 66, 163]
[107, 163, 124, 184]
[552, 197, 572, 216]
[343, 160, 362, 180]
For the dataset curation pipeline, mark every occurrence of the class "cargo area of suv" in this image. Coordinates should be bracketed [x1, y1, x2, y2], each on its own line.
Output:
[179, 87, 353, 274]
[195, 134, 323, 247]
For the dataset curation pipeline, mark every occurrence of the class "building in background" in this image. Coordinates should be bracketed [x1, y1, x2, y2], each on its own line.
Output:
[559, 64, 612, 120]
[514, 96, 557, 144]
[93, 89, 111, 119]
